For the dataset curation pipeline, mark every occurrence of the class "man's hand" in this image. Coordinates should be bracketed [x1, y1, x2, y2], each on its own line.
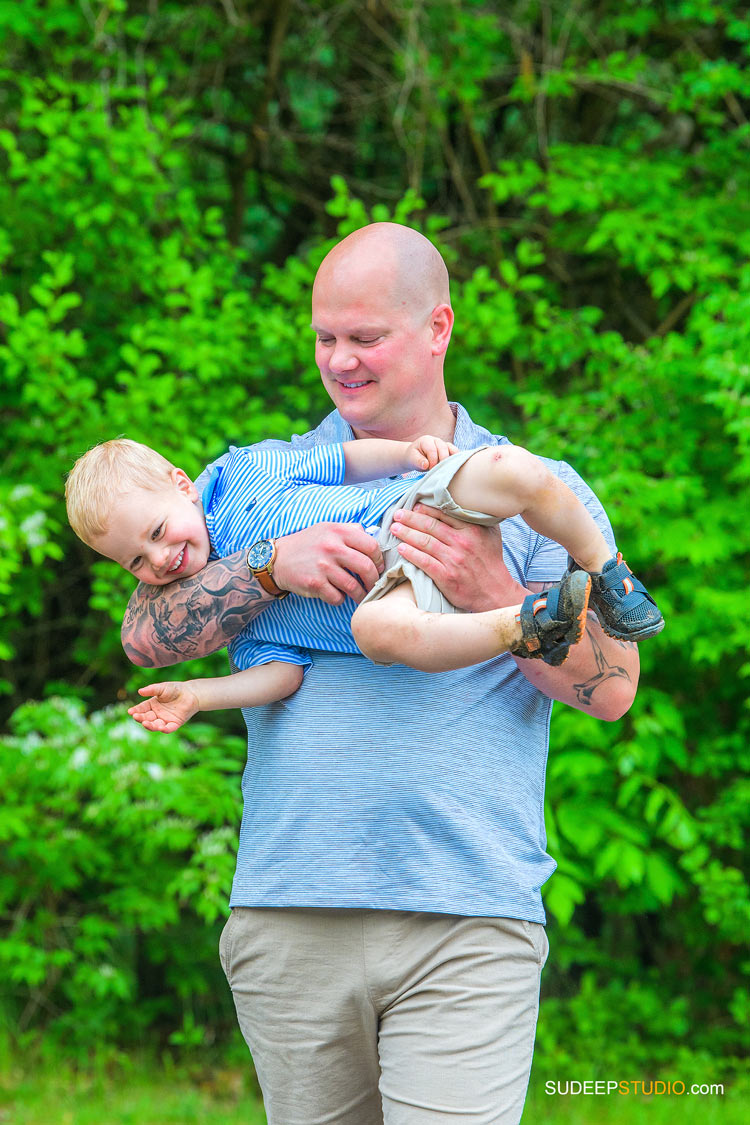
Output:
[406, 435, 459, 472]
[273, 522, 385, 605]
[129, 680, 200, 733]
[389, 503, 521, 612]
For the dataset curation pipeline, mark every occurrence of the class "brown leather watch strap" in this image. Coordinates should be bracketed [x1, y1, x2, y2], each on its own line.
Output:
[247, 540, 289, 599]
[255, 567, 287, 598]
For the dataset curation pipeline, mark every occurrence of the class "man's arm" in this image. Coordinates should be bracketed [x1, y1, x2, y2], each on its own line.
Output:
[389, 505, 639, 721]
[513, 581, 639, 720]
[121, 551, 272, 667]
[122, 525, 385, 667]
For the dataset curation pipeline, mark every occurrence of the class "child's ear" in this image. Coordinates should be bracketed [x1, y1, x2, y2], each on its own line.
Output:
[170, 467, 199, 501]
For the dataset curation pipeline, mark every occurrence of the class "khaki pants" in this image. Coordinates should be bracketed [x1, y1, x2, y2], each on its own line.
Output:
[219, 907, 549, 1125]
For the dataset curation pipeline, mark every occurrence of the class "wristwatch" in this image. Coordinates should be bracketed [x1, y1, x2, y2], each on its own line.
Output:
[246, 539, 288, 598]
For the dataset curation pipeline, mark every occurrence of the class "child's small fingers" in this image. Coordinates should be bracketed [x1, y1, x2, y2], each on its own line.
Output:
[139, 682, 166, 696]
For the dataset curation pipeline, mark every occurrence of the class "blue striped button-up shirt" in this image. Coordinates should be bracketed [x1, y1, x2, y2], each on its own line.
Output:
[202, 441, 426, 672]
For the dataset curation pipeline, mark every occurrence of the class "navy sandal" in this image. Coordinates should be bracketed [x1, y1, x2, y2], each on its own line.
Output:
[511, 570, 592, 666]
[571, 553, 664, 641]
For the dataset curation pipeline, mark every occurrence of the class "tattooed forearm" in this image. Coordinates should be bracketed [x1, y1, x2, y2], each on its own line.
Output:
[518, 579, 639, 718]
[121, 552, 273, 667]
[572, 630, 633, 707]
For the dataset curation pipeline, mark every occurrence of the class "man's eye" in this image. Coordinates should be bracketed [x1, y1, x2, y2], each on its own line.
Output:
[356, 337, 381, 346]
[151, 524, 163, 540]
[317, 336, 334, 347]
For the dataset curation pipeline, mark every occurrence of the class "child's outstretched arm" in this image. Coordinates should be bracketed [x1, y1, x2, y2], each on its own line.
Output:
[128, 661, 304, 732]
[342, 435, 458, 484]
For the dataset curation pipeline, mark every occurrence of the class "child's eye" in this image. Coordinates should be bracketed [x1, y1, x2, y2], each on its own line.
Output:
[131, 556, 142, 571]
[151, 524, 163, 540]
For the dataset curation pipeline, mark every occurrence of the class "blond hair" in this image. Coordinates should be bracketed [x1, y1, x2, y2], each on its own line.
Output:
[66, 438, 177, 545]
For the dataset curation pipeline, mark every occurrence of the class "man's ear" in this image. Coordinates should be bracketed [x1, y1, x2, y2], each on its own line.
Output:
[430, 303, 454, 356]
[170, 467, 199, 501]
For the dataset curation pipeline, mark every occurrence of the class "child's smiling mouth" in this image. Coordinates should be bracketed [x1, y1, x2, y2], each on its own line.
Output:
[168, 547, 186, 573]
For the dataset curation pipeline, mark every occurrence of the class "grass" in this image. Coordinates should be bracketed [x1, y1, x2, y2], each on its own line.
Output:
[0, 1054, 267, 1125]
[2, 1052, 749, 1124]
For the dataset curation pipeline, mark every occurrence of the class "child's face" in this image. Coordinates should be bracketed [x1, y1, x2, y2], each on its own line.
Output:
[92, 469, 211, 586]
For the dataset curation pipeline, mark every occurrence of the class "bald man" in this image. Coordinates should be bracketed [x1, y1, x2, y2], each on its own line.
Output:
[122, 223, 639, 1125]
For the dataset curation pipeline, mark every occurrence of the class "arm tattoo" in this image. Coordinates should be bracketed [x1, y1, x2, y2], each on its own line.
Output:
[572, 630, 633, 707]
[121, 553, 270, 667]
[530, 582, 634, 708]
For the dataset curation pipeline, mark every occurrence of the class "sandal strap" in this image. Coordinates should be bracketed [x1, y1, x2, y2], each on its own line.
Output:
[597, 556, 657, 606]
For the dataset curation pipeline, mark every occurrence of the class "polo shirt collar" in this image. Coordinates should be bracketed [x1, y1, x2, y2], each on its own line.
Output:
[315, 403, 502, 450]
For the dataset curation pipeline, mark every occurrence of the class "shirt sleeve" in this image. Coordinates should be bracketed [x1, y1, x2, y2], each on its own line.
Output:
[244, 443, 347, 487]
[229, 631, 314, 675]
[524, 459, 617, 584]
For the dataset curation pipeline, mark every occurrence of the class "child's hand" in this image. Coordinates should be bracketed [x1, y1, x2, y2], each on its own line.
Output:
[128, 681, 200, 733]
[407, 435, 459, 471]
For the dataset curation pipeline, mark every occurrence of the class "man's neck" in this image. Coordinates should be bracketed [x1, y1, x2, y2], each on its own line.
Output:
[351, 402, 457, 444]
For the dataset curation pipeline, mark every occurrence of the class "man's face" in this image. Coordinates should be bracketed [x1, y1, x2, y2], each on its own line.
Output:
[93, 471, 211, 586]
[311, 266, 439, 441]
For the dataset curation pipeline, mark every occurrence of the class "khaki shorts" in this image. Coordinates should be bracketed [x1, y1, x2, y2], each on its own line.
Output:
[220, 906, 549, 1125]
[361, 445, 496, 615]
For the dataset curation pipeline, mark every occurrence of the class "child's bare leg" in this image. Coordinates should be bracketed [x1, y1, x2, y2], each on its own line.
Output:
[352, 583, 525, 673]
[447, 446, 611, 573]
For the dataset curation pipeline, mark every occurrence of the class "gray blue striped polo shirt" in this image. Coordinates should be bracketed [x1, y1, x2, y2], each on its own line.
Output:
[198, 404, 615, 923]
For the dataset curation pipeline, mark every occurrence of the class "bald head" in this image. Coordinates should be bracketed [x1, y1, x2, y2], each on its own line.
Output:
[311, 222, 456, 441]
[314, 223, 450, 322]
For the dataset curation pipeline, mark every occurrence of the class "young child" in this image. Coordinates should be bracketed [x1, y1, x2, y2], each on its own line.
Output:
[65, 436, 663, 733]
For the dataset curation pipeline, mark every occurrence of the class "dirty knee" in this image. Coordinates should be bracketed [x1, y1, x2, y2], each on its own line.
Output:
[351, 602, 383, 661]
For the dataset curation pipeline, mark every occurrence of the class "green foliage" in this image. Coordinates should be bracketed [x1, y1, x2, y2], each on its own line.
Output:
[0, 697, 244, 1046]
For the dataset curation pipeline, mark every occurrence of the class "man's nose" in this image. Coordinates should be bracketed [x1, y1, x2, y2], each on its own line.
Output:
[328, 342, 359, 374]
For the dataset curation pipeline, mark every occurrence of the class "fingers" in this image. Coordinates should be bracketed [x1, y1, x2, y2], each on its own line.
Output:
[138, 681, 180, 702]
[128, 700, 181, 733]
[301, 555, 380, 604]
[138, 682, 166, 697]
[390, 509, 515, 612]
[391, 539, 448, 585]
[334, 548, 383, 602]
[418, 436, 440, 469]
[414, 437, 460, 469]
[389, 505, 467, 552]
[412, 502, 467, 527]
[274, 524, 385, 604]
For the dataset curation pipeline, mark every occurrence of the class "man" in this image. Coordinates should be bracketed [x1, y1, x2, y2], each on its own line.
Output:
[122, 223, 638, 1124]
